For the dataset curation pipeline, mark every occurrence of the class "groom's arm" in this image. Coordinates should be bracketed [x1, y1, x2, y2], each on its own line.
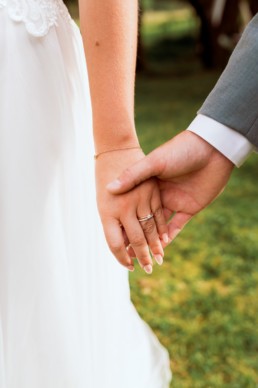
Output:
[187, 115, 255, 167]
[187, 14, 258, 166]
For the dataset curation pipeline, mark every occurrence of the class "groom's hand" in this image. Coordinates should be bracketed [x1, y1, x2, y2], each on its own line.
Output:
[107, 130, 234, 242]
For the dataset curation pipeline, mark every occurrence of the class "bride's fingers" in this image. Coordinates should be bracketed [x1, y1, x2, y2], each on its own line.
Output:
[127, 245, 136, 258]
[122, 229, 137, 258]
[120, 215, 153, 274]
[137, 209, 164, 266]
[151, 188, 169, 245]
[103, 219, 135, 271]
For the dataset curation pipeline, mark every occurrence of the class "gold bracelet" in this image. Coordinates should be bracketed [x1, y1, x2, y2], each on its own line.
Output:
[94, 146, 141, 159]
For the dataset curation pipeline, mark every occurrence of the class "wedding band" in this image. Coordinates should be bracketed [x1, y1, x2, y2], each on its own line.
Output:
[137, 213, 154, 222]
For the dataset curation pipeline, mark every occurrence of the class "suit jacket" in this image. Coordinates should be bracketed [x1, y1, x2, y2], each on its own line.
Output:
[198, 13, 258, 147]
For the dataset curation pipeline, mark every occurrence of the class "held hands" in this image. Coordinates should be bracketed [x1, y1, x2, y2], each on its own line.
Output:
[95, 147, 168, 274]
[107, 131, 234, 244]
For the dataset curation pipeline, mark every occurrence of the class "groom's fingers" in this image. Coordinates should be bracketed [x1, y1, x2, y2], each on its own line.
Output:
[106, 152, 164, 194]
[167, 212, 192, 242]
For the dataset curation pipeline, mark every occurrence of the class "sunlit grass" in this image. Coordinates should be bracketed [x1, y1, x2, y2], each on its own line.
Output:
[142, 8, 198, 45]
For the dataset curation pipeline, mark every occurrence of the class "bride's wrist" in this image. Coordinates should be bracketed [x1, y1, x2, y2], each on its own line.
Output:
[94, 145, 142, 160]
[93, 118, 139, 155]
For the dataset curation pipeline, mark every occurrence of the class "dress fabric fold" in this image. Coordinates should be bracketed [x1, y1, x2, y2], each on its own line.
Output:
[0, 2, 172, 387]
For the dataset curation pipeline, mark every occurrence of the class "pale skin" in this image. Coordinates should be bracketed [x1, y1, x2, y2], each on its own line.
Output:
[107, 130, 235, 242]
[78, 0, 168, 273]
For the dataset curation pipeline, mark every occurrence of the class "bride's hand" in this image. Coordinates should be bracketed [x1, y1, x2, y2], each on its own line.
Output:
[95, 148, 168, 274]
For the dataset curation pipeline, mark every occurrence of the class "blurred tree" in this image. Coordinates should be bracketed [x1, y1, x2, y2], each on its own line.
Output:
[137, 3, 147, 72]
[249, 0, 258, 14]
[189, 0, 241, 68]
[182, 0, 258, 68]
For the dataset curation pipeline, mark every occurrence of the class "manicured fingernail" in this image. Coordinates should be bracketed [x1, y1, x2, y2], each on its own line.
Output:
[143, 264, 153, 274]
[106, 179, 121, 191]
[162, 233, 169, 244]
[154, 255, 163, 265]
[126, 244, 131, 251]
[127, 265, 135, 272]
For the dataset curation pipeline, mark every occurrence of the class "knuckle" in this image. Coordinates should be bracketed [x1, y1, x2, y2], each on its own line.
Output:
[138, 257, 152, 267]
[153, 152, 167, 174]
[108, 240, 123, 254]
[141, 220, 156, 235]
[123, 165, 143, 187]
[150, 241, 161, 251]
[130, 233, 145, 248]
[154, 206, 164, 219]
[122, 167, 135, 184]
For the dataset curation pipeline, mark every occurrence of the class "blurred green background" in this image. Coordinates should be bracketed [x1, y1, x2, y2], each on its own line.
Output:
[69, 1, 258, 386]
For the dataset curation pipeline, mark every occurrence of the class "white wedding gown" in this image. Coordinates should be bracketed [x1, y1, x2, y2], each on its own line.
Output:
[0, 1, 172, 387]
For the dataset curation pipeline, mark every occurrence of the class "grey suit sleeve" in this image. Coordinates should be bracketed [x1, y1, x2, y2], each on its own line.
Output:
[198, 14, 258, 147]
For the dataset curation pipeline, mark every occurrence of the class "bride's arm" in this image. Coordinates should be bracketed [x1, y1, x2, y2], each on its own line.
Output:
[78, 0, 168, 273]
[78, 0, 138, 152]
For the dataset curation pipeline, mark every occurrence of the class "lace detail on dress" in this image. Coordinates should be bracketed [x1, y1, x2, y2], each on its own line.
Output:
[0, 0, 72, 37]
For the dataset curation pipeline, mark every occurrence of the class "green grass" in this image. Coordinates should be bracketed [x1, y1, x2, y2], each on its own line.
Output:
[71, 3, 258, 386]
[142, 7, 198, 46]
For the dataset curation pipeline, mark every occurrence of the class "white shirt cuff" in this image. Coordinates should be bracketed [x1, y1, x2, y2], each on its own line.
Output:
[187, 114, 255, 167]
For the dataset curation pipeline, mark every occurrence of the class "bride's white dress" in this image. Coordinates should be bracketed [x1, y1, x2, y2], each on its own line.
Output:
[0, 1, 172, 387]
